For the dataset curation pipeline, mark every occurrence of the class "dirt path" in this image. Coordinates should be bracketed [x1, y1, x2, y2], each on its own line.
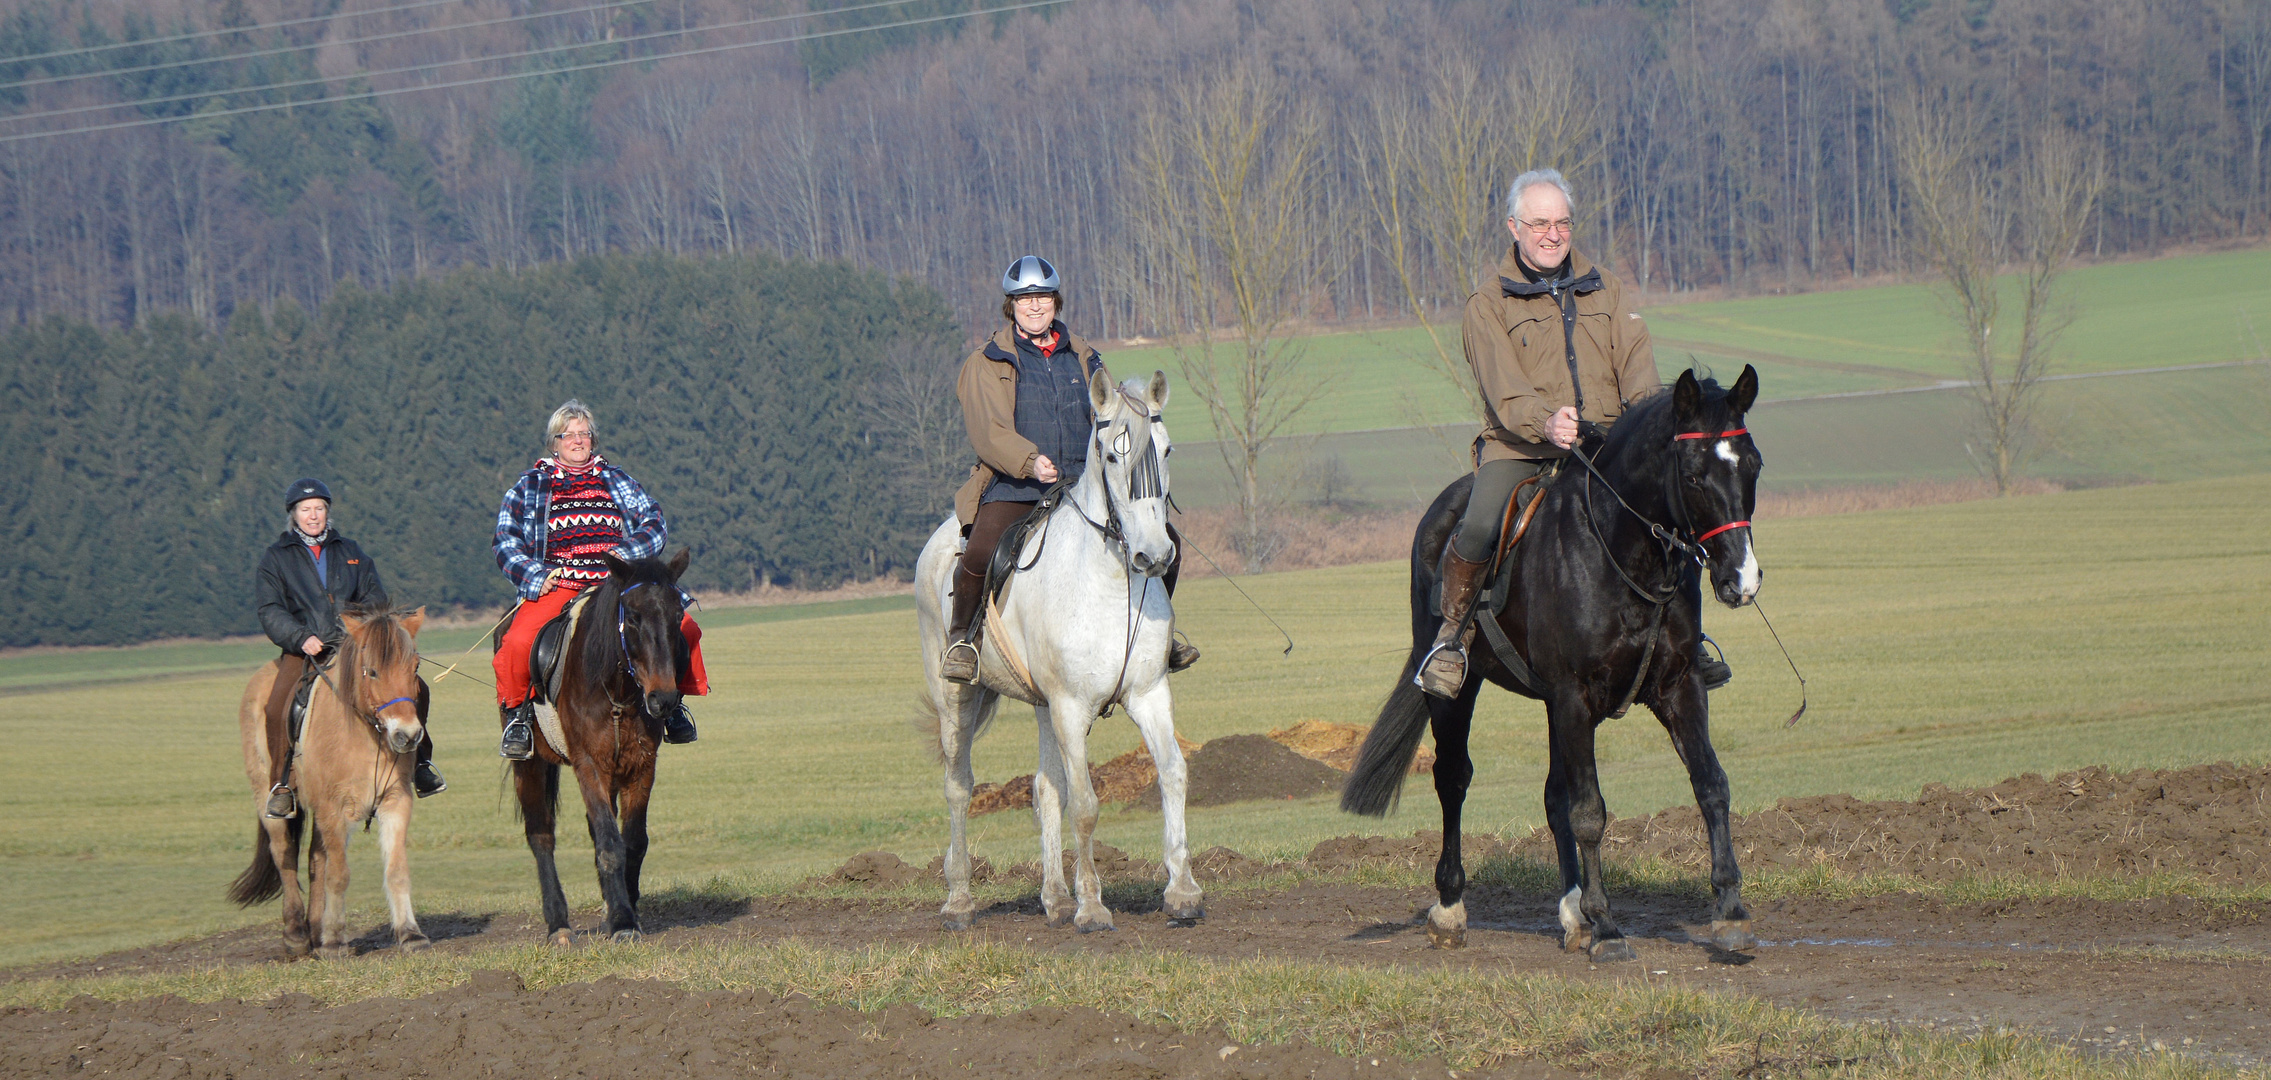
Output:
[8, 764, 2267, 1076]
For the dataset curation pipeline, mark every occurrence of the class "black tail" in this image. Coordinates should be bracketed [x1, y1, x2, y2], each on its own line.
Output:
[227, 816, 301, 907]
[1340, 656, 1432, 817]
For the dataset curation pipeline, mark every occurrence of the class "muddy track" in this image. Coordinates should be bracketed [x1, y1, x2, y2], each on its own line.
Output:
[7, 764, 2268, 1076]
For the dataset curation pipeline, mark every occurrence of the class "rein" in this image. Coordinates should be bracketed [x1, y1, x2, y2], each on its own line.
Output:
[1566, 422, 1753, 604]
[310, 651, 417, 738]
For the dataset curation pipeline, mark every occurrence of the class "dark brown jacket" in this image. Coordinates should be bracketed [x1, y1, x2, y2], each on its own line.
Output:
[953, 325, 1109, 525]
[1462, 245, 1658, 463]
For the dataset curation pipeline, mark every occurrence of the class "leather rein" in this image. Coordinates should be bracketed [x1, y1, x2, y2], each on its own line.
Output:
[1566, 423, 1753, 606]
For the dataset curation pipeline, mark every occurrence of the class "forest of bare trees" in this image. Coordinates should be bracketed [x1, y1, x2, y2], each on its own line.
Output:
[1, 0, 2266, 340]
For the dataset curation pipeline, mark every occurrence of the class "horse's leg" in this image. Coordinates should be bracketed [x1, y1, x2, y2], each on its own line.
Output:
[267, 815, 310, 957]
[1546, 692, 1633, 962]
[1425, 681, 1482, 948]
[938, 686, 985, 931]
[515, 760, 574, 946]
[312, 810, 353, 959]
[568, 758, 639, 941]
[1048, 701, 1112, 933]
[618, 763, 656, 917]
[1126, 681, 1199, 922]
[1652, 680, 1756, 952]
[375, 787, 427, 951]
[1030, 705, 1074, 928]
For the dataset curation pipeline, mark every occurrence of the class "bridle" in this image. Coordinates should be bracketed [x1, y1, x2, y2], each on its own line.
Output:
[1068, 387, 1165, 560]
[610, 581, 680, 716]
[1568, 422, 1754, 605]
[312, 644, 419, 737]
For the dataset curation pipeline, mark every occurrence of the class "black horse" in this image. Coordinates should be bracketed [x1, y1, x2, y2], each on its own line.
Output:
[498, 549, 692, 944]
[1343, 367, 1763, 962]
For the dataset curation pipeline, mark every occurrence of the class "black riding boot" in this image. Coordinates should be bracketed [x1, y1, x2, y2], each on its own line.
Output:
[499, 702, 537, 760]
[1417, 551, 1490, 699]
[940, 564, 985, 684]
[413, 734, 446, 796]
[663, 702, 698, 744]
[264, 783, 298, 820]
[1697, 635, 1733, 692]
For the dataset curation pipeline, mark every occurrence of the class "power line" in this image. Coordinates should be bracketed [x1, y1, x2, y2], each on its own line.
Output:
[0, 0, 930, 127]
[0, 0, 473, 68]
[0, 0, 645, 93]
[0, 0, 1077, 144]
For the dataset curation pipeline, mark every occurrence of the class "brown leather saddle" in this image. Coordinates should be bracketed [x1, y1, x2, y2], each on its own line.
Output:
[526, 593, 595, 707]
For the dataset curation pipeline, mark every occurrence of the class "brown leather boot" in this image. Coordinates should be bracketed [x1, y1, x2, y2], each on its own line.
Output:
[941, 564, 986, 684]
[1417, 550, 1491, 699]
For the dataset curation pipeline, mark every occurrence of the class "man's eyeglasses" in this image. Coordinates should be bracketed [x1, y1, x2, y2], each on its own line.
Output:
[1518, 218, 1575, 235]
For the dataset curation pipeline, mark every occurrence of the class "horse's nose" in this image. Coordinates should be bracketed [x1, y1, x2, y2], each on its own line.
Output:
[387, 726, 421, 755]
[1130, 551, 1157, 575]
[645, 689, 682, 719]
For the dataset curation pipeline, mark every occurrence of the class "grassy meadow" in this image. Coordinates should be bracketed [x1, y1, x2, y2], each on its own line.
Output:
[4, 474, 2267, 969]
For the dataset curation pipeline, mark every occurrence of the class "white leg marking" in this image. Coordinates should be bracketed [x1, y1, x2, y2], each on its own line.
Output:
[1559, 885, 1585, 938]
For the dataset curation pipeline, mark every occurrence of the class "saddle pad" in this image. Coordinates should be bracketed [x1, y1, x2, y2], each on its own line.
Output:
[531, 593, 594, 758]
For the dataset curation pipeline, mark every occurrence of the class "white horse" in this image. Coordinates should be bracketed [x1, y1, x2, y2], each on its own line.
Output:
[915, 369, 1202, 933]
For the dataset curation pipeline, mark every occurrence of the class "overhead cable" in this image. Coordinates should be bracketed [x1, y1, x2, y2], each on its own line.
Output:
[0, 0, 1078, 144]
[0, 0, 645, 93]
[1, 0, 935, 127]
[0, 0, 471, 67]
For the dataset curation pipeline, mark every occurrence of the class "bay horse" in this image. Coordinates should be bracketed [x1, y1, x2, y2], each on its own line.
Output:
[502, 549, 690, 945]
[229, 607, 430, 958]
[914, 370, 1202, 933]
[1343, 367, 1764, 962]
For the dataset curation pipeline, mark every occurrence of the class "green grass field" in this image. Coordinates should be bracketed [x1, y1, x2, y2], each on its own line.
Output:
[1117, 247, 2271, 440]
[4, 474, 2266, 968]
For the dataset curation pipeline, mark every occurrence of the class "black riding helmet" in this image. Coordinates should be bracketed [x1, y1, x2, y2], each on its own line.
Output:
[283, 477, 332, 511]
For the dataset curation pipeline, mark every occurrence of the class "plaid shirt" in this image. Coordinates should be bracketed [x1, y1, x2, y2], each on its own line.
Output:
[493, 455, 667, 601]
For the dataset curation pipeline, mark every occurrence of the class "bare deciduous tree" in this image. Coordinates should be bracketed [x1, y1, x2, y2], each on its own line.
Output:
[1124, 66, 1326, 569]
[1899, 95, 2103, 494]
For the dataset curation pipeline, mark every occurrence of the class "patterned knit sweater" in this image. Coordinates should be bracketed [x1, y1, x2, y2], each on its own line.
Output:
[547, 460, 624, 590]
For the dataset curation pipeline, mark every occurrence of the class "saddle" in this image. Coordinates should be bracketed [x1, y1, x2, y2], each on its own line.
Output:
[526, 592, 596, 707]
[983, 502, 1046, 606]
[1429, 465, 1556, 619]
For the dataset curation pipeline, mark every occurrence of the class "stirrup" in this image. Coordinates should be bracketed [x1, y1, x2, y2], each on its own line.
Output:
[499, 708, 537, 761]
[414, 761, 447, 797]
[940, 635, 979, 684]
[1415, 640, 1468, 699]
[1167, 638, 1201, 674]
[264, 783, 298, 820]
[1697, 635, 1733, 692]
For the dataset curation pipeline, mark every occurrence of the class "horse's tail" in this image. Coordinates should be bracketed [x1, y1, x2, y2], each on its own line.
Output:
[1340, 655, 1433, 818]
[911, 685, 1001, 764]
[227, 816, 301, 907]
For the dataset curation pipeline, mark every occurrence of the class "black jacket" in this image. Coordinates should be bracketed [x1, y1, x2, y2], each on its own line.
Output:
[255, 529, 389, 656]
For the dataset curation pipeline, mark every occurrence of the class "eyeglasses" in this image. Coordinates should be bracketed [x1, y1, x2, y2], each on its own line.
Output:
[554, 430, 596, 443]
[1518, 218, 1575, 235]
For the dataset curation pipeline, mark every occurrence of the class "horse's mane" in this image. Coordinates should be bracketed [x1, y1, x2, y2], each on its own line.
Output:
[1592, 373, 1731, 471]
[573, 558, 678, 690]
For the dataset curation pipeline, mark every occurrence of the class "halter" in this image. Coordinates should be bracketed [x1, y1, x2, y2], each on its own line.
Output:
[312, 649, 419, 737]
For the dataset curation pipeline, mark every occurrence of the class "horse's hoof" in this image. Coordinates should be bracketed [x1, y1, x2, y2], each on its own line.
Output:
[1590, 937, 1638, 964]
[1709, 920, 1758, 952]
[549, 929, 574, 949]
[397, 935, 431, 954]
[1561, 929, 1592, 954]
[1163, 902, 1204, 924]
[1045, 910, 1074, 929]
[1424, 922, 1466, 949]
[610, 929, 642, 944]
[1075, 914, 1117, 934]
[941, 912, 974, 932]
[316, 944, 350, 961]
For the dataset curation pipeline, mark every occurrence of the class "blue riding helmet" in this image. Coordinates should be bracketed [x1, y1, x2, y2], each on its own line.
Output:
[1001, 255, 1060, 296]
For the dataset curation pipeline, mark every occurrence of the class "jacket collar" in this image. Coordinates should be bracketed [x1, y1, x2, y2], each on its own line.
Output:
[984, 322, 1087, 364]
[1498, 245, 1601, 299]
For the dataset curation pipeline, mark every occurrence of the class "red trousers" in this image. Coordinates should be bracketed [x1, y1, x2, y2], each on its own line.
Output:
[494, 585, 708, 706]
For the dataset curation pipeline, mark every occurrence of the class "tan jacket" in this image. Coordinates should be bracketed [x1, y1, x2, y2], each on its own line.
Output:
[952, 325, 1109, 525]
[1462, 245, 1657, 463]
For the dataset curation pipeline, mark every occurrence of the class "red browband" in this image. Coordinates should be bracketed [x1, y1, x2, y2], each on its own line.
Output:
[1672, 428, 1748, 440]
[1695, 520, 1750, 543]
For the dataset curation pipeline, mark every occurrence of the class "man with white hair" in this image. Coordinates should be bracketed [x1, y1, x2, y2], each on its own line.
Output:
[1418, 169, 1724, 699]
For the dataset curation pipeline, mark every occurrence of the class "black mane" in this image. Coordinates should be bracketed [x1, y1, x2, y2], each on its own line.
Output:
[1593, 373, 1737, 475]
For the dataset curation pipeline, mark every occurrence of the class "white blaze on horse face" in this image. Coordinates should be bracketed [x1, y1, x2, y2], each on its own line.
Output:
[1715, 438, 1740, 466]
[1734, 534, 1760, 599]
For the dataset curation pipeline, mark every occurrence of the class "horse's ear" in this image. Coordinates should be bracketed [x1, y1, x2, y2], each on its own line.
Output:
[666, 546, 691, 583]
[601, 551, 633, 579]
[1673, 369, 1703, 420]
[339, 610, 368, 634]
[402, 606, 425, 637]
[1091, 368, 1117, 416]
[1730, 364, 1759, 415]
[1147, 369, 1170, 412]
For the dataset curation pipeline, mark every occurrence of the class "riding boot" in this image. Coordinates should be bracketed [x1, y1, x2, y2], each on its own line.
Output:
[662, 702, 698, 744]
[264, 783, 298, 820]
[413, 734, 446, 797]
[1417, 550, 1491, 699]
[499, 702, 537, 760]
[1697, 635, 1733, 692]
[941, 564, 986, 684]
[1166, 624, 1201, 673]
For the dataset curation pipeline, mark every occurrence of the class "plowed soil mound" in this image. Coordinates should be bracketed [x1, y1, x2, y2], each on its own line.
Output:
[1267, 719, 1436, 775]
[1137, 735, 1346, 809]
[969, 727, 1391, 816]
[0, 972, 1567, 1080]
[1504, 761, 2271, 883]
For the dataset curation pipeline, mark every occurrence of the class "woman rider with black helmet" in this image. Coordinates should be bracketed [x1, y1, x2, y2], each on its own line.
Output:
[253, 478, 443, 819]
[939, 255, 1199, 683]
